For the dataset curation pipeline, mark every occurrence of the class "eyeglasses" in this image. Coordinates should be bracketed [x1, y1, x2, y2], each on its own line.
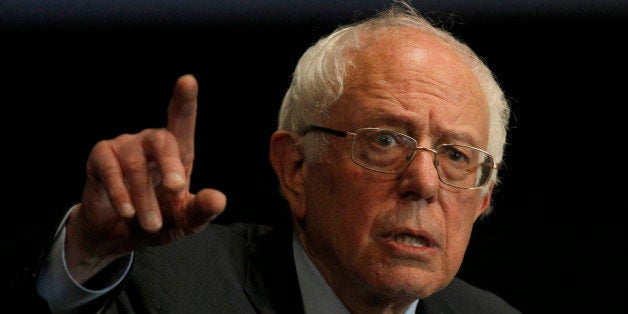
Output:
[303, 125, 498, 189]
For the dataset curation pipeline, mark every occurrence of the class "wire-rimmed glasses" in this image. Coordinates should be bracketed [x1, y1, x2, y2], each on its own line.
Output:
[303, 125, 498, 189]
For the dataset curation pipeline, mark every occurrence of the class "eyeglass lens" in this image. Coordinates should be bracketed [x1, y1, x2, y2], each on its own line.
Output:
[351, 128, 492, 188]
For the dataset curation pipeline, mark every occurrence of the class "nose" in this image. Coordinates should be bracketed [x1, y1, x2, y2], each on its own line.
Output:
[400, 147, 441, 198]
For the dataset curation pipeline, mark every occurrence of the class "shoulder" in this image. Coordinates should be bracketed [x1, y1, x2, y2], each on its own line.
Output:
[139, 222, 273, 260]
[189, 222, 273, 246]
[422, 277, 520, 313]
[124, 222, 276, 311]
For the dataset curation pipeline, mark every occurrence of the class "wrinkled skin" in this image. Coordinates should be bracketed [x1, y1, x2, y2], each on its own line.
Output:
[270, 27, 493, 313]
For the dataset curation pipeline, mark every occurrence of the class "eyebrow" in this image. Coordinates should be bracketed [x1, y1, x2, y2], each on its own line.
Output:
[363, 111, 481, 147]
[364, 111, 414, 129]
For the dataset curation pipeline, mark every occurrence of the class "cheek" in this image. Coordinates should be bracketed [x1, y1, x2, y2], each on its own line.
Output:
[307, 166, 370, 221]
[304, 162, 391, 251]
[441, 191, 484, 269]
[441, 190, 484, 227]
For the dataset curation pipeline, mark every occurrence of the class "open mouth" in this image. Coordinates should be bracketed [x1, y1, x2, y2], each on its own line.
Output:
[392, 234, 431, 247]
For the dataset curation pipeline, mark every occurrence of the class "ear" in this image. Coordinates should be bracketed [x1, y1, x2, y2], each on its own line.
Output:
[474, 183, 495, 220]
[269, 130, 307, 220]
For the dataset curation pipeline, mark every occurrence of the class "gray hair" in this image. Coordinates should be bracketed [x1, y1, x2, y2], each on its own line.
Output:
[277, 2, 510, 215]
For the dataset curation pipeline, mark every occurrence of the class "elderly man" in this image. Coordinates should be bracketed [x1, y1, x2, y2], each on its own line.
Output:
[24, 2, 517, 313]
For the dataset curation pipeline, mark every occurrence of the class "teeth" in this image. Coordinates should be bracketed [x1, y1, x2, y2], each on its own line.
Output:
[393, 234, 428, 247]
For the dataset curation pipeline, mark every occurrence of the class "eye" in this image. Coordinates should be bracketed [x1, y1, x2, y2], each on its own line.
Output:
[441, 146, 470, 165]
[373, 131, 398, 147]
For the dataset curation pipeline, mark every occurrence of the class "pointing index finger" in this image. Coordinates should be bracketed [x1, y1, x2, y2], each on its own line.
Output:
[167, 74, 198, 169]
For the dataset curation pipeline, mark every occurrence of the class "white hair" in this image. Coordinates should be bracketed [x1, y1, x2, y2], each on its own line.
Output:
[277, 1, 510, 215]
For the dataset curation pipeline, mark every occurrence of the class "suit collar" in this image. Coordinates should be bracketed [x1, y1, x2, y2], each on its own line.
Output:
[244, 223, 305, 314]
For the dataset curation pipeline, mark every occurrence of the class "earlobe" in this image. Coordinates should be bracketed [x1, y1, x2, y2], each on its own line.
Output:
[475, 183, 494, 220]
[269, 131, 307, 219]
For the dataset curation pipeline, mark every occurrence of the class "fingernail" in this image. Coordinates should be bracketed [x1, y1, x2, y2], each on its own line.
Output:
[141, 211, 162, 231]
[165, 172, 186, 188]
[120, 203, 135, 218]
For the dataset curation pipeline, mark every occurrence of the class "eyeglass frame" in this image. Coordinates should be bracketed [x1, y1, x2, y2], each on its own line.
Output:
[301, 125, 500, 190]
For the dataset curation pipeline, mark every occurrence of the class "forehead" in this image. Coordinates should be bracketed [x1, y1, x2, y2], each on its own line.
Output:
[332, 27, 488, 145]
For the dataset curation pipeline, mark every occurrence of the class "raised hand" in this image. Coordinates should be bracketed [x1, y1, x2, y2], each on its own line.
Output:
[64, 74, 227, 283]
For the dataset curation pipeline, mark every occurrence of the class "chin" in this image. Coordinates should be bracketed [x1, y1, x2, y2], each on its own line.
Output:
[358, 265, 449, 300]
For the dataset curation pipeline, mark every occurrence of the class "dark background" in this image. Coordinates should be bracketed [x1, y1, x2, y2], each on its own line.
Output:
[1, 1, 626, 312]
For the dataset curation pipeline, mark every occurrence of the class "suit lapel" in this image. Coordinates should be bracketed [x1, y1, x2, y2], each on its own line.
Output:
[244, 224, 305, 314]
[415, 291, 456, 314]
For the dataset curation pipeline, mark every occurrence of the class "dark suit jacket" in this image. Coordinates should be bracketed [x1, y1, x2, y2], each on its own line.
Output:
[12, 222, 520, 313]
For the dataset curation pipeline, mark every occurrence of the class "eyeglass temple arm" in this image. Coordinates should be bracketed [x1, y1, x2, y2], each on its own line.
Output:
[302, 125, 349, 138]
[463, 160, 503, 174]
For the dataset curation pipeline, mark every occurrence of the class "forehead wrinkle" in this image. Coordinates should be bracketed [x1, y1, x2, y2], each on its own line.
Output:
[338, 89, 485, 149]
[360, 109, 482, 148]
[337, 28, 488, 148]
[346, 60, 473, 131]
[347, 66, 455, 103]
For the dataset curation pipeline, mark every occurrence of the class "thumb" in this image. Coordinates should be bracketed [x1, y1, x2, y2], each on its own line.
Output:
[185, 188, 227, 232]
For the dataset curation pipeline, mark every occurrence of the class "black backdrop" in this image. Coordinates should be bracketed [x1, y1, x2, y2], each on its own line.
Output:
[1, 2, 626, 312]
